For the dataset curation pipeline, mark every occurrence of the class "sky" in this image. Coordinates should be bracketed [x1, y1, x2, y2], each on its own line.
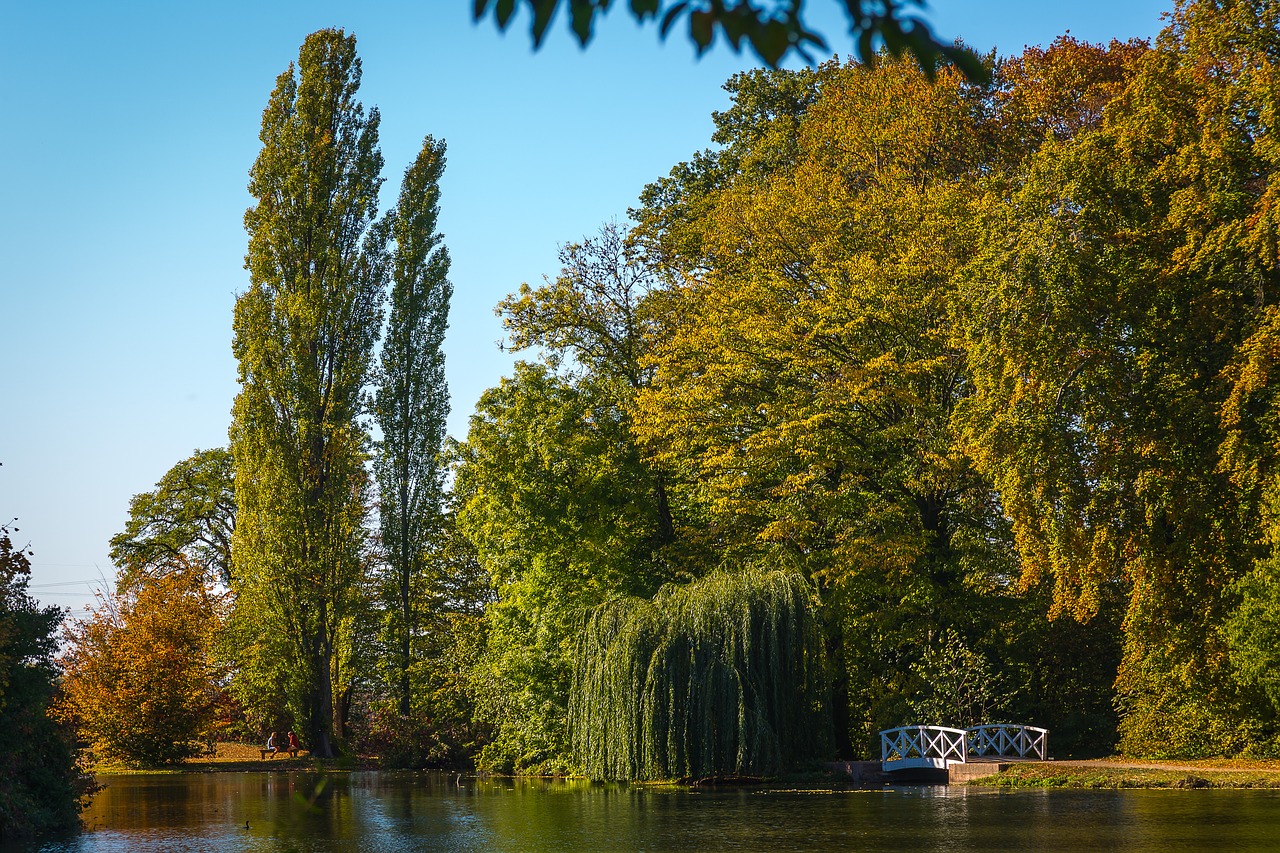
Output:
[2, 0, 1172, 611]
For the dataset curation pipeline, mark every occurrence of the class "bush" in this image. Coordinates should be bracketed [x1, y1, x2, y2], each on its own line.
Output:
[0, 522, 95, 840]
[60, 568, 223, 766]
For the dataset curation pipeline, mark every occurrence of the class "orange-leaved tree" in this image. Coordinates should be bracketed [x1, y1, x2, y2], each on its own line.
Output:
[60, 564, 224, 766]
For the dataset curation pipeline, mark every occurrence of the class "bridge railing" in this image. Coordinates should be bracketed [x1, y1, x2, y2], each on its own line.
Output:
[966, 724, 1048, 761]
[880, 725, 969, 771]
[879, 723, 1050, 772]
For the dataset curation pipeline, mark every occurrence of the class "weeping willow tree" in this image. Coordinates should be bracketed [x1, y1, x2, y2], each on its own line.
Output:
[571, 568, 830, 781]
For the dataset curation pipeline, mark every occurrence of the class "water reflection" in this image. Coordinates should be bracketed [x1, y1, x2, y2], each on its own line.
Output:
[14, 771, 1280, 852]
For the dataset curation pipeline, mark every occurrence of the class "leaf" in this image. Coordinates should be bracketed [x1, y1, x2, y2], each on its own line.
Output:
[940, 43, 991, 86]
[494, 0, 518, 29]
[570, 0, 595, 45]
[659, 2, 688, 38]
[630, 0, 660, 20]
[531, 0, 558, 46]
[751, 20, 791, 68]
[688, 9, 713, 50]
[856, 27, 875, 65]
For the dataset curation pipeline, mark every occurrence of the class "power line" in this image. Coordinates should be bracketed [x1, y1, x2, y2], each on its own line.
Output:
[29, 563, 109, 568]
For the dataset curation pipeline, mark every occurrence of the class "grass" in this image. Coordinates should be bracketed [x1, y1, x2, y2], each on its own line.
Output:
[90, 742, 364, 774]
[975, 763, 1280, 790]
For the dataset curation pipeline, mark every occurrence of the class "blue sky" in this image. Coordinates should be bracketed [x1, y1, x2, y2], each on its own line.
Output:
[2, 0, 1171, 609]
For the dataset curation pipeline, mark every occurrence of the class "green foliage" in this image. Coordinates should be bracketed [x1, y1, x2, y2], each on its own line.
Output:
[454, 360, 673, 772]
[1227, 557, 1280, 714]
[621, 5, 1280, 761]
[499, 221, 658, 391]
[633, 64, 828, 266]
[630, 54, 1025, 754]
[109, 447, 235, 588]
[60, 569, 223, 767]
[955, 9, 1280, 751]
[570, 568, 830, 781]
[361, 512, 493, 768]
[456, 224, 690, 772]
[374, 135, 453, 718]
[0, 522, 92, 839]
[905, 630, 1009, 729]
[229, 28, 387, 759]
[472, 0, 987, 79]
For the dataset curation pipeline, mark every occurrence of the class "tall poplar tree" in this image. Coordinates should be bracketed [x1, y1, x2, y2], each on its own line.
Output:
[229, 29, 387, 759]
[374, 136, 452, 718]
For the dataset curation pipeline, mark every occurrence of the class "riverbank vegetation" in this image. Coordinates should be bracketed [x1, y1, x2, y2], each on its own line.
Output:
[42, 0, 1280, 792]
[978, 762, 1280, 790]
[0, 523, 94, 839]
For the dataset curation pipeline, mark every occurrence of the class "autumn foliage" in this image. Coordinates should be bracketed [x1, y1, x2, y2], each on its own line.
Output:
[63, 2, 1280, 776]
[60, 567, 223, 766]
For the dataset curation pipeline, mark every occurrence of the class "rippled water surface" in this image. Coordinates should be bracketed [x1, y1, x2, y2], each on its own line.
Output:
[18, 771, 1280, 852]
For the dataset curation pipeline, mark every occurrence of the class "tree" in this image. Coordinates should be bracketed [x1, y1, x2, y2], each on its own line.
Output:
[500, 222, 658, 391]
[109, 448, 235, 589]
[374, 136, 453, 720]
[472, 0, 985, 79]
[60, 567, 223, 766]
[0, 521, 92, 839]
[571, 568, 829, 780]
[633, 63, 831, 268]
[354, 509, 495, 768]
[229, 28, 387, 759]
[453, 361, 674, 771]
[905, 630, 1009, 729]
[630, 55, 1019, 750]
[954, 17, 1275, 755]
[498, 222, 681, 548]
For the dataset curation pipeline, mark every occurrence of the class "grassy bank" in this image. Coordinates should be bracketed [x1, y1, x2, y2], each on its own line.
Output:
[89, 742, 376, 774]
[975, 761, 1280, 790]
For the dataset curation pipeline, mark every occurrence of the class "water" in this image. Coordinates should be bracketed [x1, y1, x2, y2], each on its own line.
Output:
[18, 771, 1280, 852]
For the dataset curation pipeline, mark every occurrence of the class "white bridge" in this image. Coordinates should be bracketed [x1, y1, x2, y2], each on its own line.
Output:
[880, 724, 1049, 772]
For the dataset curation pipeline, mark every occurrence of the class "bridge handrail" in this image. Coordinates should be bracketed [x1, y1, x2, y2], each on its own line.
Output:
[965, 723, 1048, 760]
[880, 725, 970, 766]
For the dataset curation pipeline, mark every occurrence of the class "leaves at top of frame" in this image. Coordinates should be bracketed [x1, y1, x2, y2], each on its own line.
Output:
[472, 0, 989, 82]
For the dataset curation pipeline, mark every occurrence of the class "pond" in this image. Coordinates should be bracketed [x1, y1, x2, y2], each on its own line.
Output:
[17, 771, 1280, 852]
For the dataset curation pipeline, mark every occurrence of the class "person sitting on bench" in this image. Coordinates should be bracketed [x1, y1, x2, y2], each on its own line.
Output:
[260, 731, 279, 760]
[286, 730, 301, 758]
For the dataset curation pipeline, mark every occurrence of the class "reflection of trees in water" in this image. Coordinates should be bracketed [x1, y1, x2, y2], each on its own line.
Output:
[76, 772, 1280, 851]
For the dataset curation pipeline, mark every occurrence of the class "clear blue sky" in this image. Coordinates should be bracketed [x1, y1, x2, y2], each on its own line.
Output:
[2, 0, 1171, 610]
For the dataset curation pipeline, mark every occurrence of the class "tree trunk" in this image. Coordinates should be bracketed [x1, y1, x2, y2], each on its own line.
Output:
[399, 485, 412, 717]
[827, 623, 855, 759]
[312, 607, 336, 759]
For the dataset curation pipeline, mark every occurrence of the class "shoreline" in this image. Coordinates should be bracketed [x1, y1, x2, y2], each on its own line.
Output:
[89, 744, 1280, 791]
[969, 758, 1280, 790]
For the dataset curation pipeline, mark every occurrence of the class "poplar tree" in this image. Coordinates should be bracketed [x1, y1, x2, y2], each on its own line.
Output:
[374, 136, 452, 718]
[229, 29, 387, 758]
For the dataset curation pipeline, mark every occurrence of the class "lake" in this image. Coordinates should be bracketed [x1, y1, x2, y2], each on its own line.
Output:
[17, 771, 1280, 852]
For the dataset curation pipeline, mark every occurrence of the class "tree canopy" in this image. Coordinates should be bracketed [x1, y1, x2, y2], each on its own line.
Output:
[61, 1, 1280, 784]
[109, 448, 235, 590]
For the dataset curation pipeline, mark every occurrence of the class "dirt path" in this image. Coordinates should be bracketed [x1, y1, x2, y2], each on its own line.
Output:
[1048, 758, 1280, 774]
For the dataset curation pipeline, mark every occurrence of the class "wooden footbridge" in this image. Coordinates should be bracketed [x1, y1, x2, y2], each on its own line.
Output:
[880, 724, 1048, 773]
